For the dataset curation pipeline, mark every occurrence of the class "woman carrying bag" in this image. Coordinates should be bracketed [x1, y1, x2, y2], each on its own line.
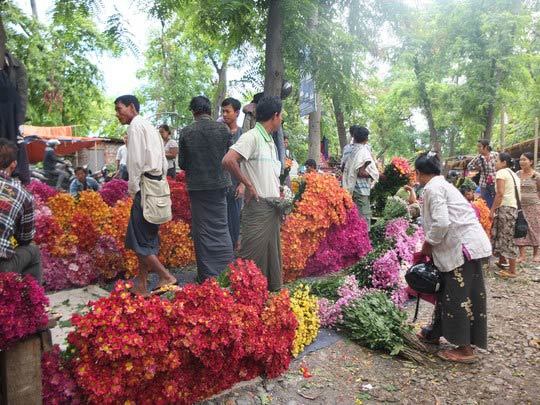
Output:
[414, 152, 491, 363]
[491, 152, 523, 278]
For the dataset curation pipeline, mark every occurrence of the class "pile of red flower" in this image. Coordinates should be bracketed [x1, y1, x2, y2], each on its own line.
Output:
[0, 272, 49, 350]
[44, 259, 297, 404]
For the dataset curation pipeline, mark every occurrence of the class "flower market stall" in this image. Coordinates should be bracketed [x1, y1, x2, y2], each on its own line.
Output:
[12, 156, 434, 403]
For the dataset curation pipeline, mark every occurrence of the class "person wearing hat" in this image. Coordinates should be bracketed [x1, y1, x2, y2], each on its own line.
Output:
[43, 139, 68, 189]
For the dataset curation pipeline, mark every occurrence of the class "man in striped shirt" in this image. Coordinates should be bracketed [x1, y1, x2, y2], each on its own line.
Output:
[0, 139, 41, 282]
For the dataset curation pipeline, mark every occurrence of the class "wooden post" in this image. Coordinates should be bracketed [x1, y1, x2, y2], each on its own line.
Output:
[534, 117, 539, 169]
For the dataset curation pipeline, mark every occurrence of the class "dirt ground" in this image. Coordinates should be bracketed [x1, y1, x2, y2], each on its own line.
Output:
[202, 259, 540, 405]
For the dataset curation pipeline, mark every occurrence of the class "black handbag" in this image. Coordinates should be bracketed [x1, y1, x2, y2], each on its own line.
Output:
[509, 169, 529, 239]
[405, 262, 442, 322]
[405, 262, 442, 294]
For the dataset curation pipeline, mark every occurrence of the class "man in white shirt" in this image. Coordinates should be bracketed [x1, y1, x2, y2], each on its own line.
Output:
[222, 96, 283, 291]
[114, 95, 176, 296]
[158, 124, 178, 178]
[115, 135, 128, 180]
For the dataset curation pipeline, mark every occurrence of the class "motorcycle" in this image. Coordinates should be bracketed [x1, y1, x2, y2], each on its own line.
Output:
[30, 161, 74, 190]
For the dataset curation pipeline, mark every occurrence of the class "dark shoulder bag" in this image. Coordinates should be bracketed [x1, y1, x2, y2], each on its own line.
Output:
[508, 169, 529, 238]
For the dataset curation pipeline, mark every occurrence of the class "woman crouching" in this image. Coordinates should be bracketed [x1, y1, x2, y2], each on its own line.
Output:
[416, 152, 492, 363]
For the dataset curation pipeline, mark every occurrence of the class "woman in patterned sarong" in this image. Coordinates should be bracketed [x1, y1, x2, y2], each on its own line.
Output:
[515, 152, 540, 263]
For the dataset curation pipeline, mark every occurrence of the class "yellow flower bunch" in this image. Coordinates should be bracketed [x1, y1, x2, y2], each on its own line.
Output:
[158, 221, 195, 268]
[290, 284, 320, 357]
[76, 191, 112, 232]
[47, 193, 76, 229]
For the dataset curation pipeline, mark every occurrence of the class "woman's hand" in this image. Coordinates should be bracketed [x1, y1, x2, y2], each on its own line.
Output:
[421, 241, 433, 257]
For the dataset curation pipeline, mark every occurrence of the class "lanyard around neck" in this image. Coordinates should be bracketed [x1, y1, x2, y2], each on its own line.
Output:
[255, 123, 272, 142]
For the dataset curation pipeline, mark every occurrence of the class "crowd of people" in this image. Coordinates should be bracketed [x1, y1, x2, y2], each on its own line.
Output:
[1, 81, 538, 365]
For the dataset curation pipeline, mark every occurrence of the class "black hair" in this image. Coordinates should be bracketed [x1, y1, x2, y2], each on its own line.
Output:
[74, 166, 87, 174]
[414, 152, 442, 175]
[283, 134, 289, 140]
[305, 159, 317, 169]
[221, 97, 241, 112]
[114, 95, 140, 113]
[252, 92, 264, 104]
[350, 125, 369, 143]
[498, 152, 513, 168]
[522, 152, 534, 162]
[255, 96, 282, 122]
[159, 124, 171, 134]
[478, 139, 492, 151]
[189, 96, 211, 115]
[0, 139, 17, 170]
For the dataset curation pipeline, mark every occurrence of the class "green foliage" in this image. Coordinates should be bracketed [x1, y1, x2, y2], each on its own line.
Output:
[371, 164, 410, 216]
[2, 1, 131, 136]
[136, 19, 214, 127]
[382, 196, 410, 221]
[346, 242, 393, 287]
[307, 274, 346, 302]
[340, 292, 411, 356]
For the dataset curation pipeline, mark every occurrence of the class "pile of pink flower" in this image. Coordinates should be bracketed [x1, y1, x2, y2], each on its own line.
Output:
[0, 272, 49, 350]
[304, 208, 372, 277]
[28, 178, 195, 292]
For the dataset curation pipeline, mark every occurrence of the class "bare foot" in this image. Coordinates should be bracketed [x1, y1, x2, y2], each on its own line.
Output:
[533, 255, 540, 263]
[155, 275, 177, 289]
[127, 276, 149, 296]
[517, 256, 526, 263]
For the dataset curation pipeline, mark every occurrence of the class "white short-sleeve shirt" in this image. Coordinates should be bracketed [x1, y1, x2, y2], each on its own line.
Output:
[116, 144, 127, 166]
[230, 126, 280, 199]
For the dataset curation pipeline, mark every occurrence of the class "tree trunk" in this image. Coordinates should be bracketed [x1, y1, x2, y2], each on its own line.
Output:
[448, 128, 456, 157]
[0, 14, 6, 63]
[483, 102, 495, 141]
[332, 95, 348, 152]
[212, 59, 228, 120]
[308, 94, 322, 164]
[263, 0, 284, 97]
[413, 57, 440, 155]
[30, 0, 39, 20]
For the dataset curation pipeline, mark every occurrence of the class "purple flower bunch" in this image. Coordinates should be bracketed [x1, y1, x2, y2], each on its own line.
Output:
[318, 275, 378, 327]
[305, 209, 372, 277]
[390, 285, 409, 308]
[42, 249, 98, 291]
[26, 180, 58, 204]
[385, 219, 424, 266]
[0, 272, 49, 350]
[99, 179, 128, 206]
[371, 249, 401, 289]
[42, 345, 82, 405]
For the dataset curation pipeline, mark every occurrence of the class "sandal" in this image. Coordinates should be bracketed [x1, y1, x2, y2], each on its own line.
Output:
[437, 349, 477, 364]
[496, 270, 517, 279]
[495, 262, 510, 270]
[150, 281, 179, 295]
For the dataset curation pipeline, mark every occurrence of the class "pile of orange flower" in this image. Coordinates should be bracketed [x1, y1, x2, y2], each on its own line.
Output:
[473, 198, 492, 236]
[281, 173, 356, 281]
[34, 180, 195, 292]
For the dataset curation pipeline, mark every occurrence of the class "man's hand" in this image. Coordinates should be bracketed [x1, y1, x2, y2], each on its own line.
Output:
[421, 241, 433, 257]
[235, 183, 245, 200]
[245, 184, 259, 203]
[404, 185, 413, 192]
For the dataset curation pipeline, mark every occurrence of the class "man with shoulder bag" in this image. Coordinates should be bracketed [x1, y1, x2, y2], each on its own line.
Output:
[114, 95, 176, 296]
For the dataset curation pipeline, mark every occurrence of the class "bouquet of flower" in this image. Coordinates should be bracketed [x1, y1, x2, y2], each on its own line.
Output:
[281, 173, 354, 281]
[42, 345, 82, 405]
[0, 273, 49, 350]
[371, 156, 413, 215]
[304, 208, 371, 277]
[67, 259, 298, 403]
[289, 284, 320, 356]
[99, 179, 128, 207]
[26, 180, 58, 203]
